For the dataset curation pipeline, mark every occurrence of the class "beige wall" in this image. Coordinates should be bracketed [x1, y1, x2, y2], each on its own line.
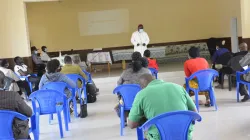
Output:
[241, 0, 250, 38]
[0, 0, 30, 58]
[26, 0, 241, 52]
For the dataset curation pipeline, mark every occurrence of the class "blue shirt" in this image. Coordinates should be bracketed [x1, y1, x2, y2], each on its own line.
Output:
[212, 48, 230, 63]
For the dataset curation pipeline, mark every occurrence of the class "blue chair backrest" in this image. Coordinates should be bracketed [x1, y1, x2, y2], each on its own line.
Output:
[83, 70, 92, 82]
[139, 111, 202, 140]
[149, 68, 158, 75]
[66, 74, 86, 87]
[186, 69, 218, 91]
[0, 110, 28, 140]
[29, 90, 66, 115]
[113, 84, 141, 109]
[42, 82, 70, 93]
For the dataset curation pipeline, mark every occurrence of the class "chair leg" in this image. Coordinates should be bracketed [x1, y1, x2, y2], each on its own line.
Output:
[63, 105, 69, 131]
[137, 128, 144, 140]
[120, 106, 124, 136]
[49, 114, 53, 125]
[236, 82, 240, 102]
[210, 88, 217, 111]
[73, 97, 78, 118]
[194, 91, 199, 112]
[228, 75, 232, 91]
[36, 114, 40, 135]
[57, 111, 64, 138]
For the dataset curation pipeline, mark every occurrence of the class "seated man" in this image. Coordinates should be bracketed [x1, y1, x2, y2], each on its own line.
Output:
[128, 74, 197, 140]
[212, 41, 230, 65]
[40, 46, 51, 62]
[143, 50, 159, 70]
[183, 47, 210, 106]
[14, 57, 40, 94]
[0, 71, 32, 139]
[31, 46, 45, 77]
[61, 56, 87, 80]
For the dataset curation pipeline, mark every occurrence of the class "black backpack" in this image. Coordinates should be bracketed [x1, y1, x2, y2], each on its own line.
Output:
[86, 83, 97, 103]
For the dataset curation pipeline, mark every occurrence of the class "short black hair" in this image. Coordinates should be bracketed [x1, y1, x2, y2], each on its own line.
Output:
[46, 59, 60, 73]
[31, 46, 37, 52]
[188, 47, 200, 58]
[41, 46, 47, 51]
[64, 56, 72, 64]
[14, 56, 22, 64]
[144, 50, 151, 57]
[131, 52, 142, 61]
[0, 59, 8, 67]
[216, 41, 223, 48]
[140, 57, 148, 68]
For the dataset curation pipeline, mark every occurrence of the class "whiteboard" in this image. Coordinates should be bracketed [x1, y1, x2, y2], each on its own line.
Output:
[78, 9, 129, 36]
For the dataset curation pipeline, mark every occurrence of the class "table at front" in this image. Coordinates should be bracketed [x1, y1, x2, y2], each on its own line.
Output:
[87, 52, 112, 73]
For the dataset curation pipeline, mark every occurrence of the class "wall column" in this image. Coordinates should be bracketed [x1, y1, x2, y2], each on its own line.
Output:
[240, 0, 250, 46]
[0, 0, 30, 59]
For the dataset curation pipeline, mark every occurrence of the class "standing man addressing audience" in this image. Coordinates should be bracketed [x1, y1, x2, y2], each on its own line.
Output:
[131, 24, 150, 56]
[0, 71, 32, 139]
[128, 74, 197, 140]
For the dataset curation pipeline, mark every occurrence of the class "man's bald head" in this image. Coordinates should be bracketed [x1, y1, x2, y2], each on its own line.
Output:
[0, 71, 5, 88]
[239, 42, 248, 51]
[139, 74, 154, 89]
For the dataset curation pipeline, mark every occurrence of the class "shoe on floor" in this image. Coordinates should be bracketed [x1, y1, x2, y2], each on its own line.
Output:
[241, 95, 249, 102]
[215, 84, 224, 89]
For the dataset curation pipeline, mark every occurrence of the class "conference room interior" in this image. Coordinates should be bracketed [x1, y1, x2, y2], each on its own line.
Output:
[1, 0, 250, 139]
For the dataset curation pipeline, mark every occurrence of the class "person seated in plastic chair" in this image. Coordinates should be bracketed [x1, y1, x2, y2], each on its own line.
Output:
[39, 59, 76, 113]
[72, 55, 99, 93]
[128, 74, 197, 140]
[183, 47, 211, 107]
[0, 71, 32, 139]
[143, 50, 159, 70]
[14, 57, 41, 94]
[115, 52, 151, 125]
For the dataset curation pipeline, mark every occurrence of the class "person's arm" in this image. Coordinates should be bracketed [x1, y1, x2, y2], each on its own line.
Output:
[32, 55, 43, 65]
[117, 71, 126, 85]
[62, 75, 76, 88]
[16, 93, 33, 117]
[128, 93, 144, 129]
[184, 62, 191, 77]
[211, 52, 218, 64]
[239, 53, 250, 67]
[183, 88, 197, 112]
[78, 66, 88, 80]
[17, 69, 28, 76]
[131, 32, 137, 46]
[144, 32, 150, 45]
[38, 75, 45, 90]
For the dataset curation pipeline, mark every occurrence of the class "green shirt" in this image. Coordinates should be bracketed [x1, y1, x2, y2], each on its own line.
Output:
[128, 80, 196, 140]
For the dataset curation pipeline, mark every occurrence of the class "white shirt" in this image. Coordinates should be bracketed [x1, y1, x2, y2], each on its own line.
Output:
[0, 67, 20, 91]
[14, 64, 29, 81]
[41, 51, 51, 62]
[131, 31, 150, 46]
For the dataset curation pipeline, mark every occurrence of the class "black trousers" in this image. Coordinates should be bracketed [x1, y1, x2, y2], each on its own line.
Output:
[16, 81, 31, 96]
[239, 75, 248, 96]
[218, 67, 234, 85]
[28, 76, 40, 92]
[36, 64, 46, 77]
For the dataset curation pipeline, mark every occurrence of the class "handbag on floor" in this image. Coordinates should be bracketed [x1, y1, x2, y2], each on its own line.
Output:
[79, 103, 88, 118]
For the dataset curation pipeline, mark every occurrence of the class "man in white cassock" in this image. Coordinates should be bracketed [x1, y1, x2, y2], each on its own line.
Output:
[131, 24, 150, 56]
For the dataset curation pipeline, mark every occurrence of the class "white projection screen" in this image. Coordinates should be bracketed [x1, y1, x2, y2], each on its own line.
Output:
[78, 9, 129, 36]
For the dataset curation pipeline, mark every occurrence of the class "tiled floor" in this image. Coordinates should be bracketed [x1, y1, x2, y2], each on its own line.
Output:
[32, 63, 250, 140]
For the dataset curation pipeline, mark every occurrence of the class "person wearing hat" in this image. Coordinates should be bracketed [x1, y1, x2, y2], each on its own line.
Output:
[131, 24, 150, 56]
[31, 46, 45, 77]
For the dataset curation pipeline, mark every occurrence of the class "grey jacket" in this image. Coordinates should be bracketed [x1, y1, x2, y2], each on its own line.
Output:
[0, 91, 32, 139]
[239, 52, 250, 81]
[39, 72, 76, 98]
[117, 67, 151, 85]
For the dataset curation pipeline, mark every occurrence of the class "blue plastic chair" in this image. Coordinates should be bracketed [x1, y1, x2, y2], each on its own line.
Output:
[236, 68, 250, 102]
[149, 68, 158, 79]
[83, 70, 92, 83]
[66, 74, 87, 105]
[17, 73, 37, 101]
[0, 110, 38, 140]
[29, 90, 69, 139]
[113, 84, 141, 136]
[185, 69, 218, 112]
[42, 82, 72, 123]
[137, 111, 202, 140]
